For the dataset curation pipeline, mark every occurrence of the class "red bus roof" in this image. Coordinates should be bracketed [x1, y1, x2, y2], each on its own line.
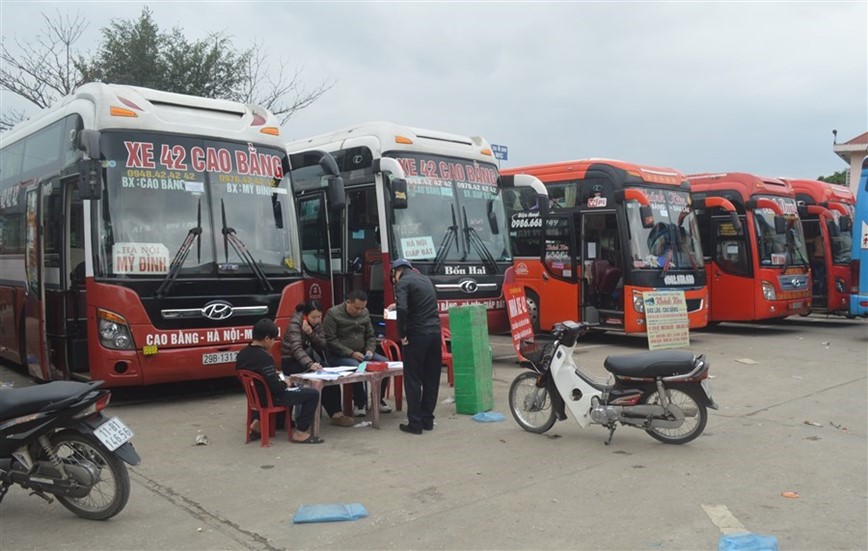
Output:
[502, 158, 686, 186]
[782, 178, 855, 205]
[687, 172, 794, 198]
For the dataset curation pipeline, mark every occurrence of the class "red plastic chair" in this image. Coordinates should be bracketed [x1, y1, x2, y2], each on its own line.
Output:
[379, 338, 403, 409]
[441, 327, 454, 387]
[237, 370, 292, 447]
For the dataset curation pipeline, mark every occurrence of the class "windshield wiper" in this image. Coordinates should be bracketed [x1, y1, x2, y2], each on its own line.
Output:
[155, 199, 202, 298]
[432, 204, 459, 275]
[221, 199, 274, 293]
[461, 206, 499, 274]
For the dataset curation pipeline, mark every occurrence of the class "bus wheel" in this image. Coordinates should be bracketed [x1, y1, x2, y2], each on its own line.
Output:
[525, 290, 541, 333]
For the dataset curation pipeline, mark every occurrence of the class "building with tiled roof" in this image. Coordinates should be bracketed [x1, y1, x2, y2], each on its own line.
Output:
[833, 131, 868, 192]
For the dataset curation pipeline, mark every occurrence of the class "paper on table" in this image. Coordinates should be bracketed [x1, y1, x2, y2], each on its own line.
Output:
[321, 366, 356, 373]
[296, 372, 346, 381]
[387, 362, 403, 369]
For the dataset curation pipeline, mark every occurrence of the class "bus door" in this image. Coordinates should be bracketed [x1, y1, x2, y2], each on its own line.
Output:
[297, 192, 336, 308]
[22, 182, 50, 380]
[291, 152, 345, 309]
[709, 216, 753, 320]
[581, 211, 623, 326]
[539, 213, 580, 329]
[345, 186, 385, 318]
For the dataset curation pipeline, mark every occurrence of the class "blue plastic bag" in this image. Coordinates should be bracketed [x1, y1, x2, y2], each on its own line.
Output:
[292, 503, 369, 524]
[718, 533, 779, 551]
[472, 411, 505, 423]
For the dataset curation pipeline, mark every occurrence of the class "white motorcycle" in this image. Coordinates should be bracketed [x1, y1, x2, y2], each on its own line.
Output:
[509, 321, 717, 445]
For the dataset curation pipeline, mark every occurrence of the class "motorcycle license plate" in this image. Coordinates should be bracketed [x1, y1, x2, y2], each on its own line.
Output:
[94, 417, 134, 451]
[700, 379, 713, 400]
[202, 351, 238, 365]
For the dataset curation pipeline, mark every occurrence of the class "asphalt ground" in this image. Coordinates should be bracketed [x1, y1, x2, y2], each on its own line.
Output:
[1, 316, 866, 550]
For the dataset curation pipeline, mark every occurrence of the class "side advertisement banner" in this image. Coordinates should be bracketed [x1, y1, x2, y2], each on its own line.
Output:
[504, 284, 533, 360]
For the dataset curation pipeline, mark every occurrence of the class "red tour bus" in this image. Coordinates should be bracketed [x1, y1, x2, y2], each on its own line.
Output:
[688, 173, 811, 322]
[0, 83, 342, 386]
[502, 159, 709, 334]
[784, 178, 855, 316]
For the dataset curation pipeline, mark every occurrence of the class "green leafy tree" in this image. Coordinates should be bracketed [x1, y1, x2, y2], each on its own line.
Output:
[2, 8, 331, 130]
[818, 170, 847, 186]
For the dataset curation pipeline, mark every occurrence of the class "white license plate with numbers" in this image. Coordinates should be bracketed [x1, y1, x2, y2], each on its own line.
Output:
[94, 417, 134, 451]
[202, 351, 238, 365]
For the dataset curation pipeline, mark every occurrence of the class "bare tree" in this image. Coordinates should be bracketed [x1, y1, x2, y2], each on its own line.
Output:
[235, 42, 334, 125]
[1, 11, 90, 129]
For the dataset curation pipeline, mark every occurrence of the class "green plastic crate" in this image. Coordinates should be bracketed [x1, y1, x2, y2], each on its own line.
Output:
[448, 305, 493, 414]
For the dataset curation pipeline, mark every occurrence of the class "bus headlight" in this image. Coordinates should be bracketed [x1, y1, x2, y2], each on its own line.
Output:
[97, 309, 135, 350]
[761, 281, 776, 301]
[632, 291, 645, 313]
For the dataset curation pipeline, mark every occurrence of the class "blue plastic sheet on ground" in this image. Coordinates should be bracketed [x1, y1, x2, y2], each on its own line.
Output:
[718, 533, 779, 551]
[472, 411, 505, 422]
[292, 503, 369, 524]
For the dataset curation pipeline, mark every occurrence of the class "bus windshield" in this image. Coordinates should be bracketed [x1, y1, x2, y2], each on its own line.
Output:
[625, 188, 704, 270]
[96, 131, 300, 279]
[752, 196, 809, 268]
[388, 153, 510, 267]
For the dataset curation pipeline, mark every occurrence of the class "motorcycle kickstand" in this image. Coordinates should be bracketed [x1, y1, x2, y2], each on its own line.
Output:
[604, 424, 617, 446]
[28, 489, 54, 504]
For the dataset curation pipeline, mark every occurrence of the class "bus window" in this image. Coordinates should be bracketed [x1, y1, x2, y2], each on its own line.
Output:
[715, 219, 749, 275]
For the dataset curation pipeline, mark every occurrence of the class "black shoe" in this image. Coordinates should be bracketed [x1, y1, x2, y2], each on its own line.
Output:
[399, 423, 422, 435]
[422, 425, 434, 431]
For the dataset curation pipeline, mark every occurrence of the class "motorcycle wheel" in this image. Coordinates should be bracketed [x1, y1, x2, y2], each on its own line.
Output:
[641, 386, 707, 445]
[508, 372, 556, 434]
[50, 431, 131, 520]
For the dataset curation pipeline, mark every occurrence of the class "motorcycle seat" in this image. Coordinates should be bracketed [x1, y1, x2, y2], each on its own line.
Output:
[0, 381, 100, 420]
[604, 350, 697, 378]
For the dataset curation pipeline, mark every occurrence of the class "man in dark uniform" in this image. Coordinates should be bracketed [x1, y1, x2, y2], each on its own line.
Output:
[389, 258, 442, 435]
[235, 319, 323, 444]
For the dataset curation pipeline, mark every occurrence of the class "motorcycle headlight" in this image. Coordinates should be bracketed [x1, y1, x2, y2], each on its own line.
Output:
[97, 309, 135, 350]
[632, 291, 645, 313]
[761, 281, 776, 301]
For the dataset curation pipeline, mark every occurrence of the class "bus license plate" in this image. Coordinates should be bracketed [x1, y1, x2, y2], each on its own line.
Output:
[94, 417, 134, 452]
[790, 302, 803, 310]
[202, 351, 238, 365]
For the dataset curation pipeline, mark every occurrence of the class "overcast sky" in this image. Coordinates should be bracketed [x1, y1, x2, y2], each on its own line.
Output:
[2, 1, 865, 179]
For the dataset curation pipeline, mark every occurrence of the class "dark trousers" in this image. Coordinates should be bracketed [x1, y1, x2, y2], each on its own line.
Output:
[331, 353, 389, 407]
[282, 358, 342, 417]
[272, 387, 319, 433]
[403, 333, 442, 430]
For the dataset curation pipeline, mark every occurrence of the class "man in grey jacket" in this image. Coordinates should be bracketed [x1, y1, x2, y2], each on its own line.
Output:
[323, 289, 391, 416]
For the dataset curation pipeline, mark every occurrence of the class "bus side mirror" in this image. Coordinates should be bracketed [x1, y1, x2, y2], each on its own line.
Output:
[640, 205, 654, 228]
[272, 196, 284, 229]
[729, 212, 743, 235]
[840, 216, 851, 232]
[537, 193, 549, 218]
[487, 200, 499, 234]
[78, 159, 102, 200]
[326, 175, 346, 211]
[391, 177, 408, 210]
[774, 215, 786, 234]
[319, 154, 340, 177]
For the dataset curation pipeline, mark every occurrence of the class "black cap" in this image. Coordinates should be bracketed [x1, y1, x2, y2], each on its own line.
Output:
[391, 258, 413, 270]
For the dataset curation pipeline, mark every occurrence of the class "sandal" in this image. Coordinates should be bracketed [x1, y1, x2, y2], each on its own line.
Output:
[249, 430, 261, 442]
[330, 415, 356, 427]
[291, 435, 325, 444]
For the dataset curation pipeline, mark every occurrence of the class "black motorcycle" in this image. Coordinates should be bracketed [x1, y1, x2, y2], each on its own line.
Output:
[0, 381, 140, 519]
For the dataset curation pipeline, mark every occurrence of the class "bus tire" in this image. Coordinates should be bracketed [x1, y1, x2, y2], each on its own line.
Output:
[525, 290, 541, 333]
